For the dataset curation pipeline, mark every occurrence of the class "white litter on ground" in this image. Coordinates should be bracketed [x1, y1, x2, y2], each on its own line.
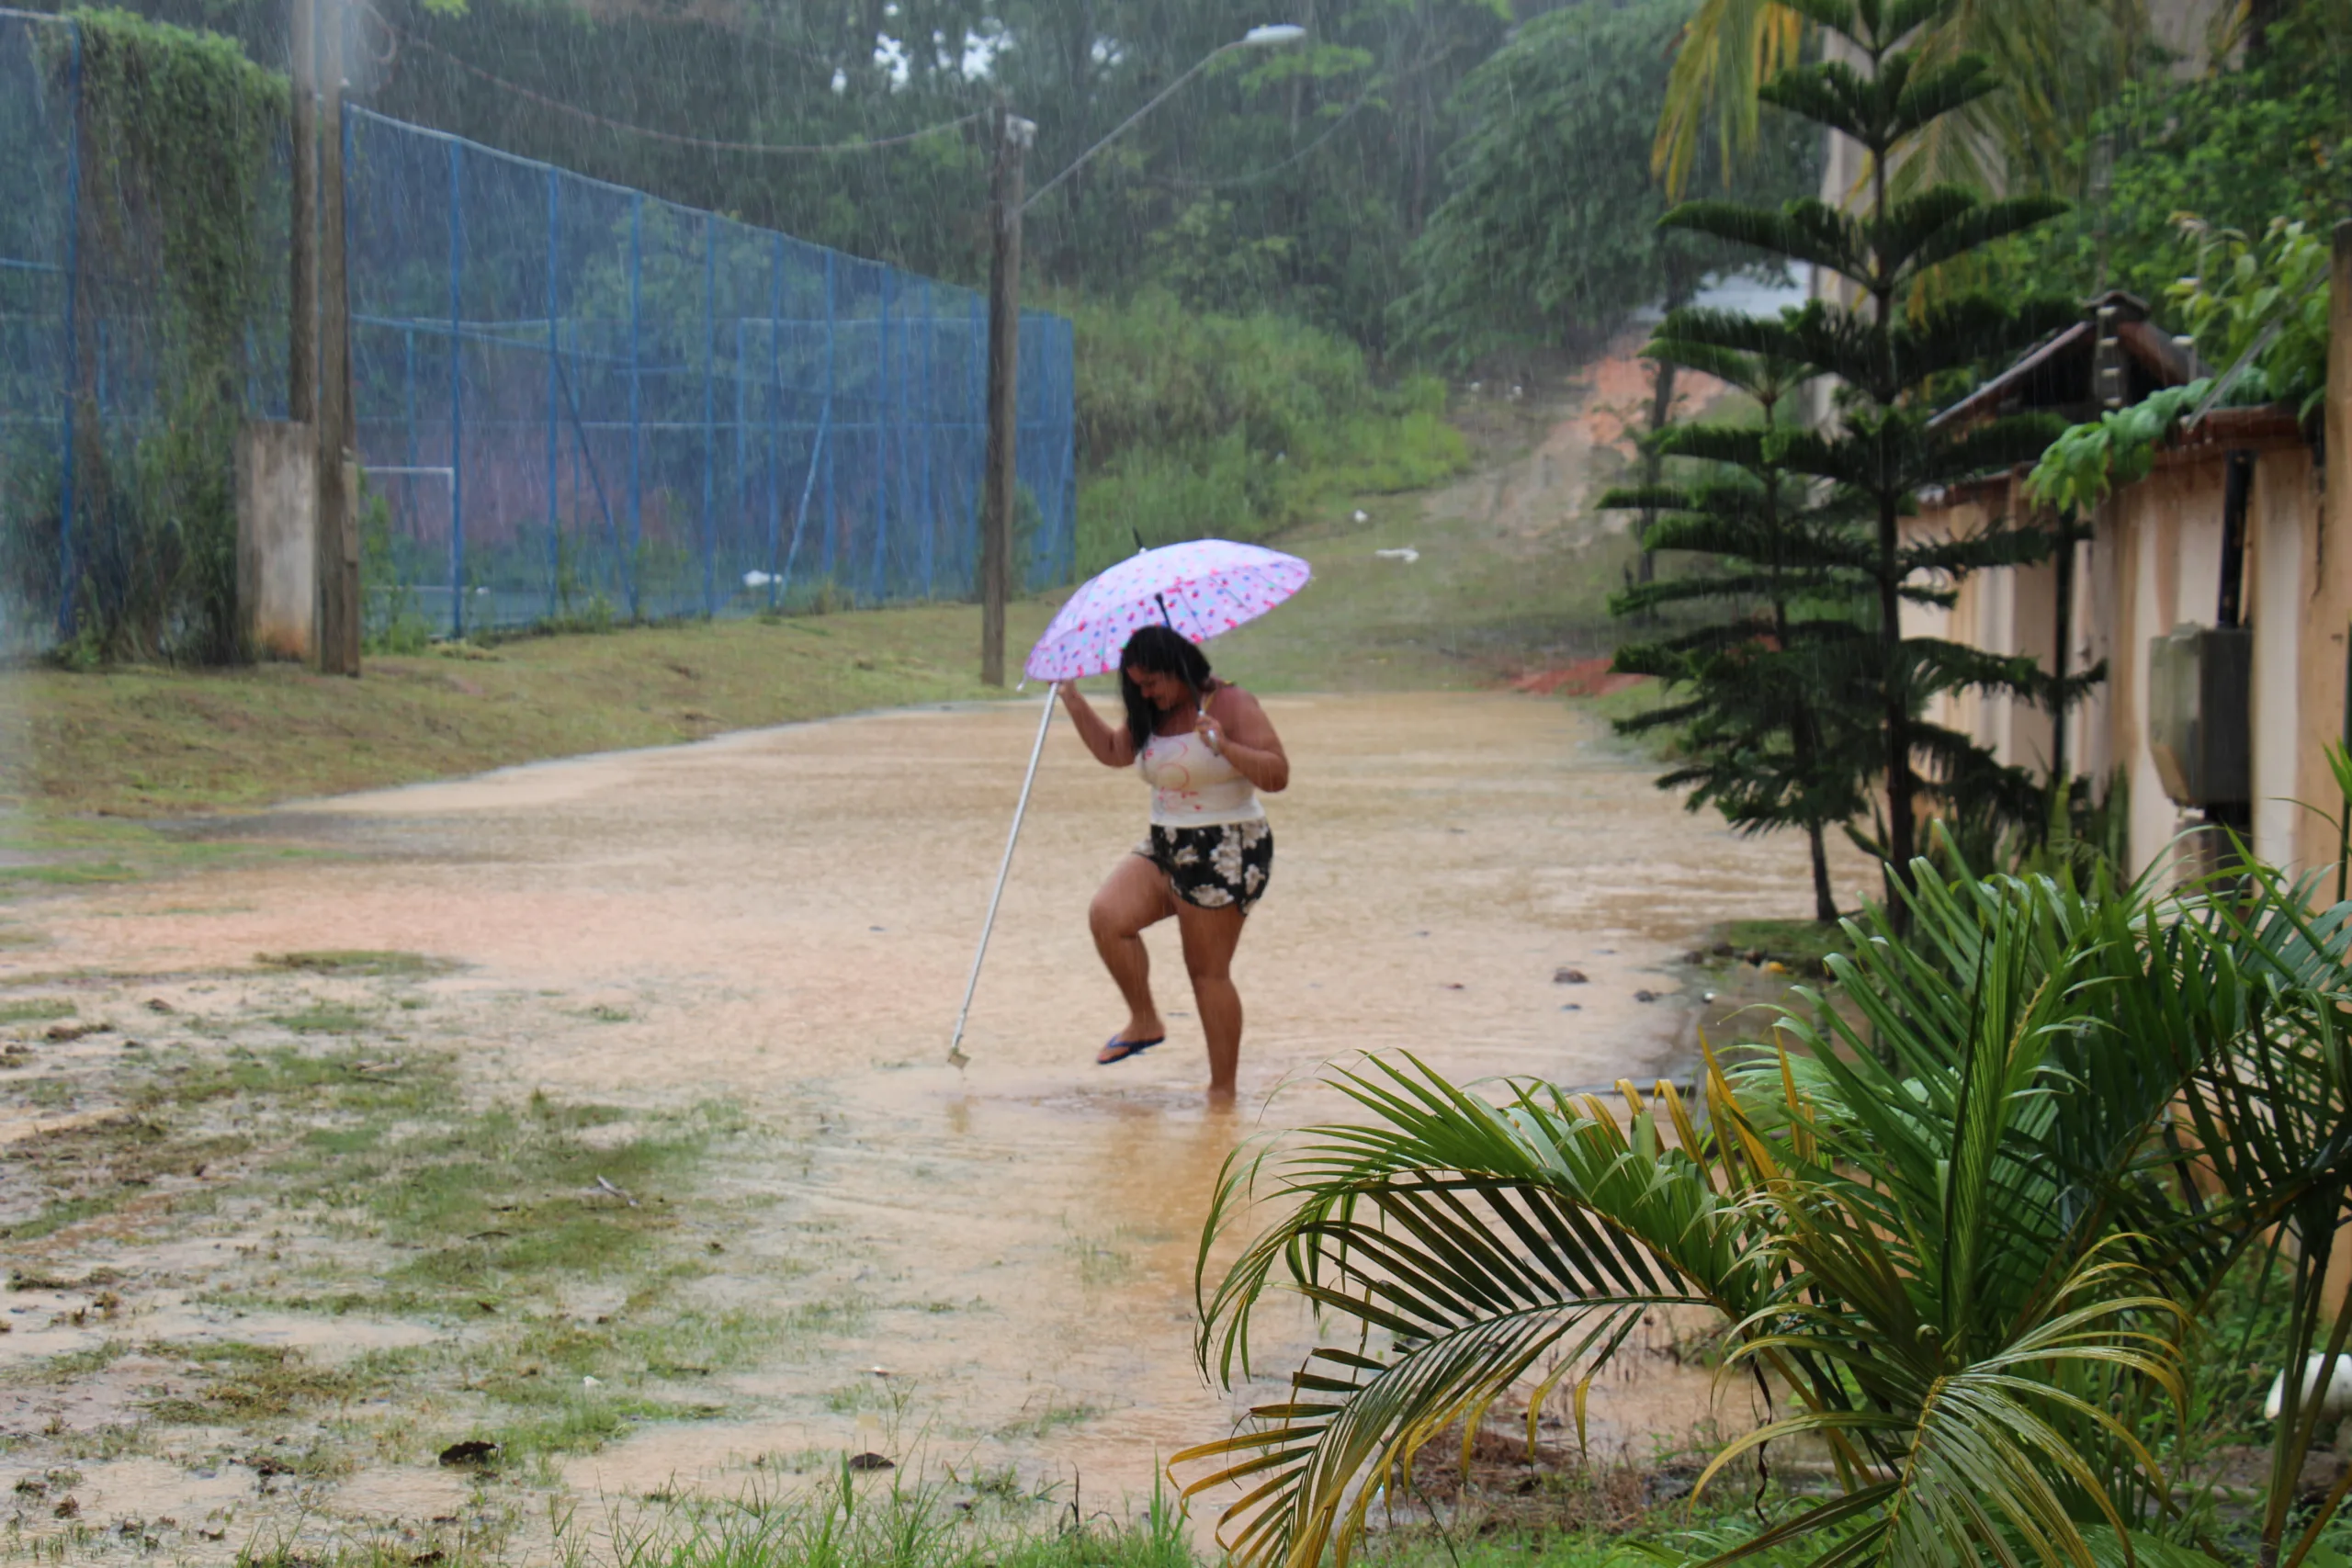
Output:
[1374, 547, 1419, 563]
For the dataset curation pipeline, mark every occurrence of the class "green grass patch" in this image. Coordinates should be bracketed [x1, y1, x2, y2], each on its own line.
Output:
[6, 1190, 132, 1242]
[266, 1087, 739, 1311]
[0, 861, 141, 887]
[475, 1389, 669, 1463]
[998, 1395, 1102, 1439]
[158, 1043, 432, 1110]
[19, 1340, 131, 1380]
[257, 949, 454, 978]
[269, 1004, 374, 1035]
[0, 997, 76, 1024]
[1713, 917, 1852, 974]
[587, 1473, 1201, 1568]
[0, 600, 1062, 821]
[141, 1344, 359, 1424]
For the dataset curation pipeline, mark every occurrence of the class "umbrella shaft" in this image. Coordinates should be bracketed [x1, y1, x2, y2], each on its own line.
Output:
[949, 686, 1058, 1061]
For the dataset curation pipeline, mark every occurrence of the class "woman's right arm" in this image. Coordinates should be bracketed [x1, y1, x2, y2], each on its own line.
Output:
[1057, 682, 1137, 767]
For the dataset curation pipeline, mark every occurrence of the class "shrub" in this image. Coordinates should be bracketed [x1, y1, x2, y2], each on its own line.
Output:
[1064, 288, 1464, 576]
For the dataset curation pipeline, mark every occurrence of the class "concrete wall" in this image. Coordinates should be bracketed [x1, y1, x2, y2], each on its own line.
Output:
[235, 421, 316, 661]
[2115, 455, 2231, 878]
[1908, 479, 2062, 773]
[2302, 221, 2352, 884]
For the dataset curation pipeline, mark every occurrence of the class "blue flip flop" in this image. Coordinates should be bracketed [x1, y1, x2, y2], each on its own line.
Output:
[1097, 1033, 1165, 1066]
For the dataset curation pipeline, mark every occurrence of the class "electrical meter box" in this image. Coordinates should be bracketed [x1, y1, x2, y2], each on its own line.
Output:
[2147, 624, 2251, 807]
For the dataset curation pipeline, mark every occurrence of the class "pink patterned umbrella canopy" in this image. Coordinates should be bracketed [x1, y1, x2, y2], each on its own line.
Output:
[1023, 539, 1312, 682]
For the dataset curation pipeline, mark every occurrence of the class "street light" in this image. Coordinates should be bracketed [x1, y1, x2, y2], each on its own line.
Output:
[978, 21, 1306, 686]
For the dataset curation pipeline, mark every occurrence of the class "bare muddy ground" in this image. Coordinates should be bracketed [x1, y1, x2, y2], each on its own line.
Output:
[0, 691, 1864, 1562]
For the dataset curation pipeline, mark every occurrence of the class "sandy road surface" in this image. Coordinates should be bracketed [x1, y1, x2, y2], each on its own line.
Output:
[6, 690, 1849, 1531]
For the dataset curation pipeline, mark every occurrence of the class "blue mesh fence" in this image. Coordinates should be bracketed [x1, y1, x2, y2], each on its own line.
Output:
[0, 9, 84, 645]
[0, 8, 1077, 649]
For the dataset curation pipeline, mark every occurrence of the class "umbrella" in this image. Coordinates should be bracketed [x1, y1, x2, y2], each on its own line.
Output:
[946, 540, 1312, 1066]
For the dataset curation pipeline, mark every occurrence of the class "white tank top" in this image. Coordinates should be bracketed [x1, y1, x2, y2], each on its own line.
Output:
[1138, 726, 1265, 828]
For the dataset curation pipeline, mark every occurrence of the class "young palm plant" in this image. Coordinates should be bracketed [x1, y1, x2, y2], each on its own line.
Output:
[1174, 900, 2188, 1566]
[1174, 855, 2352, 1568]
[1788, 847, 2352, 1559]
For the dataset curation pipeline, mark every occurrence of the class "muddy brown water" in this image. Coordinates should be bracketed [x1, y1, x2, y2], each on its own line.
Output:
[4, 691, 1860, 1546]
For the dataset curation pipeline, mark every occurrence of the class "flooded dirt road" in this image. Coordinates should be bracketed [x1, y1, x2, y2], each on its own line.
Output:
[0, 690, 1857, 1551]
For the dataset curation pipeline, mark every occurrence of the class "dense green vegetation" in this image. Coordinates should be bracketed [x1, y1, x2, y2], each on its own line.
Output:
[1397, 0, 1814, 363]
[1069, 289, 1464, 574]
[5, 8, 287, 663]
[1983, 4, 2352, 316]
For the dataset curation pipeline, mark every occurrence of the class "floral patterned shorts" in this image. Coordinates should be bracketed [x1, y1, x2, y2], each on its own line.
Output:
[1134, 819, 1274, 915]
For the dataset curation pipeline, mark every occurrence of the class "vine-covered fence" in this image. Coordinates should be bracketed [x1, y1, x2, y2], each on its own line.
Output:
[0, 7, 1076, 653]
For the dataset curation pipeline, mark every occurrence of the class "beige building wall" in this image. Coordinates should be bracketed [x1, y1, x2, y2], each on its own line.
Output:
[1921, 425, 2335, 889]
[2250, 448, 2317, 872]
[2109, 458, 2230, 879]
[2301, 224, 2352, 885]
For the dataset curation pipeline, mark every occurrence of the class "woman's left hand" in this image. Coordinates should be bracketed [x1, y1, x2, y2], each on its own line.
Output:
[1194, 713, 1224, 756]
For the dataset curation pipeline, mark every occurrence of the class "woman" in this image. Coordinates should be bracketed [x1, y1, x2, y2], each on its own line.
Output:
[1055, 626, 1289, 1100]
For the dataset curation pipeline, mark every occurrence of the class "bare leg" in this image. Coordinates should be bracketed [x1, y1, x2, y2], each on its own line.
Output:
[1091, 852, 1176, 1053]
[1174, 897, 1249, 1101]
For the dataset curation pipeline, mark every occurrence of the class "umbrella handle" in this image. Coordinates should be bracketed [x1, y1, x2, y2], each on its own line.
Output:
[947, 684, 1059, 1067]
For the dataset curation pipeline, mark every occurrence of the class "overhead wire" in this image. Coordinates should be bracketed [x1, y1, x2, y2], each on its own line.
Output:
[358, 3, 984, 156]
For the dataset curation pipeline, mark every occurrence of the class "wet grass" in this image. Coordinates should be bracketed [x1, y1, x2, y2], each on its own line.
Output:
[0, 1100, 247, 1240]
[270, 1003, 376, 1034]
[1708, 917, 1853, 977]
[0, 988, 821, 1497]
[258, 949, 458, 978]
[0, 599, 1063, 822]
[141, 1343, 361, 1424]
[17, 1340, 131, 1379]
[0, 814, 316, 905]
[217, 1469, 1201, 1568]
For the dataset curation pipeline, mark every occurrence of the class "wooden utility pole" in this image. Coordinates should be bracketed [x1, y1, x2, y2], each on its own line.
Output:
[978, 101, 1032, 687]
[314, 0, 360, 674]
[288, 0, 315, 429]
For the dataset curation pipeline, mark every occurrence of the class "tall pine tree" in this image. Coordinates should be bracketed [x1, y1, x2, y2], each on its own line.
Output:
[1651, 0, 2077, 899]
[1602, 334, 1877, 923]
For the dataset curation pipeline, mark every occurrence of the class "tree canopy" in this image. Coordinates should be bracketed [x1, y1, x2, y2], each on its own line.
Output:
[1395, 0, 1815, 362]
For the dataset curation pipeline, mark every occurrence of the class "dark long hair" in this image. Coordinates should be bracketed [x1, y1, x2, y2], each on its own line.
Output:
[1119, 626, 1213, 751]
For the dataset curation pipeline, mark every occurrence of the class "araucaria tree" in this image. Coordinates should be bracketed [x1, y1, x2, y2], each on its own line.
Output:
[1654, 0, 2077, 888]
[1602, 338, 1876, 922]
